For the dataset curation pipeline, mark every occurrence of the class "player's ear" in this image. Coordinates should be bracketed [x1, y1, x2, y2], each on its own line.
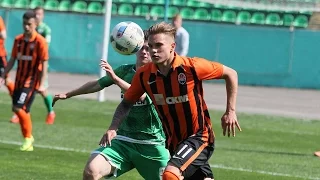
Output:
[170, 42, 176, 53]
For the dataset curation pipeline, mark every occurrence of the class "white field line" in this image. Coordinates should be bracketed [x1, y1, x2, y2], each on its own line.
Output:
[0, 140, 319, 180]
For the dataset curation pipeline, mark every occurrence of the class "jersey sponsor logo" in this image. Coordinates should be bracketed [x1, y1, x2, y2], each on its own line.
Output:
[178, 73, 186, 85]
[17, 53, 33, 61]
[121, 93, 147, 106]
[154, 94, 189, 105]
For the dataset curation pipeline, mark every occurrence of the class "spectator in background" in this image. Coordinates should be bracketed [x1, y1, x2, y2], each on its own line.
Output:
[172, 14, 189, 56]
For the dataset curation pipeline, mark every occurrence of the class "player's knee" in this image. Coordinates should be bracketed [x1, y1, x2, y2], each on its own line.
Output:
[162, 171, 180, 180]
[12, 106, 20, 113]
[83, 165, 101, 180]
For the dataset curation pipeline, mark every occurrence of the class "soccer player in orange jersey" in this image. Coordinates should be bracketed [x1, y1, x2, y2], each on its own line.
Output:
[0, 11, 49, 151]
[0, 16, 15, 98]
[99, 22, 241, 180]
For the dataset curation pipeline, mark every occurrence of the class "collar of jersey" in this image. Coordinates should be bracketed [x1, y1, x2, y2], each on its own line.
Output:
[23, 31, 37, 42]
[150, 52, 182, 73]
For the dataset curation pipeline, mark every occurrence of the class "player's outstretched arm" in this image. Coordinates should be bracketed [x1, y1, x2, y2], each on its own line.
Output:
[220, 65, 241, 137]
[52, 80, 103, 107]
[99, 98, 134, 146]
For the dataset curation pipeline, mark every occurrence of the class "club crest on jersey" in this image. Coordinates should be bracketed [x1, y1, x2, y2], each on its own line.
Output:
[29, 43, 35, 50]
[178, 73, 186, 85]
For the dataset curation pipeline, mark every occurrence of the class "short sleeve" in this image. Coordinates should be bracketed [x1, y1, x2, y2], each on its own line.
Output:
[191, 57, 224, 81]
[98, 65, 126, 88]
[123, 70, 145, 103]
[38, 38, 49, 61]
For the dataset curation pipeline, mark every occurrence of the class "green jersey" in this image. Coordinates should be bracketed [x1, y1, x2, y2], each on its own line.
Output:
[36, 22, 51, 46]
[98, 64, 166, 145]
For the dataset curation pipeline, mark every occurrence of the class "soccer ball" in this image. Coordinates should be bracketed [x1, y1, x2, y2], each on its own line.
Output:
[110, 21, 144, 55]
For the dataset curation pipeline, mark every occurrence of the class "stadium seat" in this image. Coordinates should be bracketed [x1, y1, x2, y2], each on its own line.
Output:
[172, 0, 185, 6]
[58, 0, 71, 11]
[211, 9, 222, 21]
[180, 7, 194, 19]
[194, 8, 209, 20]
[1, 0, 14, 7]
[112, 3, 117, 14]
[283, 14, 294, 26]
[251, 12, 265, 24]
[14, 0, 29, 8]
[87, 2, 102, 14]
[187, 0, 211, 8]
[44, 0, 59, 10]
[221, 10, 236, 23]
[29, 0, 44, 9]
[168, 6, 179, 18]
[293, 15, 308, 28]
[71, 1, 87, 13]
[236, 11, 251, 24]
[150, 6, 164, 17]
[143, 0, 164, 4]
[119, 0, 141, 3]
[134, 5, 149, 16]
[118, 4, 133, 15]
[265, 13, 282, 25]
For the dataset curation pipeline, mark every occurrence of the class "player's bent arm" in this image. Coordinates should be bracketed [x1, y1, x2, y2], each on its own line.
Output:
[66, 80, 103, 98]
[108, 98, 134, 130]
[220, 65, 238, 112]
[2, 57, 15, 78]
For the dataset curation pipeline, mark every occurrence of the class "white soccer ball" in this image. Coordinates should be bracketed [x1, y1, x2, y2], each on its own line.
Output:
[110, 21, 144, 55]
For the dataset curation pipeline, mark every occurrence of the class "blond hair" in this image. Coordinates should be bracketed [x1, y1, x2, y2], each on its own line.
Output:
[148, 22, 177, 39]
[172, 14, 182, 21]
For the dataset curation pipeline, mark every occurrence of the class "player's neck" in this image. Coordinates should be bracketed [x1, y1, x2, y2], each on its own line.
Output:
[157, 54, 175, 76]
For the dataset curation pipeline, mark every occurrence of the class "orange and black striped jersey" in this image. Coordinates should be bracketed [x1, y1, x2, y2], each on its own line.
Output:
[11, 32, 48, 90]
[0, 16, 6, 57]
[124, 53, 224, 152]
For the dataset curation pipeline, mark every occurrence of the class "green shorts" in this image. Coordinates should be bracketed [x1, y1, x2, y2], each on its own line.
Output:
[92, 139, 169, 180]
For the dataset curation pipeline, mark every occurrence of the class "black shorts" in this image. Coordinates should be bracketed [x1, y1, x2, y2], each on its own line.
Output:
[169, 136, 214, 179]
[12, 88, 37, 113]
[0, 56, 7, 77]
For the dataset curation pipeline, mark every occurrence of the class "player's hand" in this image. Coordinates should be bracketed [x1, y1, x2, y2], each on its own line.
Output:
[221, 110, 242, 137]
[100, 59, 118, 81]
[99, 129, 117, 147]
[139, 93, 147, 102]
[52, 93, 67, 107]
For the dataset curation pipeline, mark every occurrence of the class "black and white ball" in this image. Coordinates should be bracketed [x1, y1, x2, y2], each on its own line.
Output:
[110, 21, 144, 55]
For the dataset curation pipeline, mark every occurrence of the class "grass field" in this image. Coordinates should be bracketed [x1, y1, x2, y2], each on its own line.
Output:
[0, 92, 319, 180]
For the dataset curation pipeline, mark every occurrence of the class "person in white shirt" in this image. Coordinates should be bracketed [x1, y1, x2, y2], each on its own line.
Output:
[172, 14, 189, 56]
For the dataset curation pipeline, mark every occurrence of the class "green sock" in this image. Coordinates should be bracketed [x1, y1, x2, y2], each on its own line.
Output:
[44, 94, 54, 113]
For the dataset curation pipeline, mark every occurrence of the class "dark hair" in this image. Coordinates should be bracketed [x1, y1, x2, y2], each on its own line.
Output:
[23, 11, 36, 20]
[34, 6, 44, 11]
[143, 30, 149, 41]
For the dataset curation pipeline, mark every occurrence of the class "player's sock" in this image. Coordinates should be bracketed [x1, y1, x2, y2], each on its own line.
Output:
[6, 80, 14, 96]
[43, 94, 54, 113]
[162, 171, 180, 180]
[16, 109, 32, 138]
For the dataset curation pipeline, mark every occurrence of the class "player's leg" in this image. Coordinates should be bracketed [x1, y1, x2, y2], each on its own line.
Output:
[11, 88, 37, 151]
[39, 75, 55, 124]
[163, 137, 214, 180]
[84, 139, 134, 179]
[133, 143, 170, 180]
[315, 151, 320, 157]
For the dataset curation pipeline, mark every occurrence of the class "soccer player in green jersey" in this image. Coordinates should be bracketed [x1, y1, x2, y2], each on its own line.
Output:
[35, 6, 55, 124]
[52, 30, 169, 180]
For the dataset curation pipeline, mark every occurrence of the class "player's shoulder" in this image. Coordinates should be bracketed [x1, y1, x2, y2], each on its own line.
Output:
[136, 62, 153, 73]
[15, 34, 24, 40]
[43, 23, 51, 31]
[35, 33, 47, 43]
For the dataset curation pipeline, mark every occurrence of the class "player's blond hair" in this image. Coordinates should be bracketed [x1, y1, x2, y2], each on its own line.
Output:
[148, 22, 177, 39]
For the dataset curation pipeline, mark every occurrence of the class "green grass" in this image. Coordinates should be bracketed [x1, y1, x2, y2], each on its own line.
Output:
[0, 92, 319, 180]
